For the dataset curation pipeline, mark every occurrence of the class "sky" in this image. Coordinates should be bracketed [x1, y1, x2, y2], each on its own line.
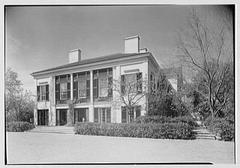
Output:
[5, 5, 232, 93]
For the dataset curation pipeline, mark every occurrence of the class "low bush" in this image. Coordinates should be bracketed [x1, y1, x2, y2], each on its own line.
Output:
[74, 122, 196, 140]
[135, 115, 170, 124]
[135, 115, 198, 128]
[204, 117, 235, 141]
[6, 121, 35, 132]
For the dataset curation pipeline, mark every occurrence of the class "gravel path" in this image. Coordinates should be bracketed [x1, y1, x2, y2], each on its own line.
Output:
[6, 132, 234, 164]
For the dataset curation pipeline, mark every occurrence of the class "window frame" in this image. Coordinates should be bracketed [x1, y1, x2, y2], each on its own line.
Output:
[37, 84, 49, 102]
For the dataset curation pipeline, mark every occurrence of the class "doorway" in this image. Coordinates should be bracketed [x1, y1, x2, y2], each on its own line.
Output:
[56, 109, 67, 126]
[37, 109, 49, 126]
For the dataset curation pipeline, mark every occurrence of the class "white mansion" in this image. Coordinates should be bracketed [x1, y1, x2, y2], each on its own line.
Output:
[31, 36, 180, 126]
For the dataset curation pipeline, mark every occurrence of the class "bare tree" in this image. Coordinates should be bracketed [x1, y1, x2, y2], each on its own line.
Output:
[112, 74, 147, 122]
[177, 8, 233, 120]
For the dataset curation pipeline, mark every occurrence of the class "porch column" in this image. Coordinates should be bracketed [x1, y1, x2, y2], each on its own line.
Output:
[89, 70, 94, 122]
[70, 73, 73, 100]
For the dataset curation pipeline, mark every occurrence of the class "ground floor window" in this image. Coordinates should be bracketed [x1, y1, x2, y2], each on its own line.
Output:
[74, 108, 89, 123]
[94, 107, 111, 123]
[37, 109, 49, 126]
[56, 109, 67, 126]
[121, 106, 141, 123]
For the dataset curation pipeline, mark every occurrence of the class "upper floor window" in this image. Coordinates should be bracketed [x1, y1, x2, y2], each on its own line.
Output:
[73, 71, 90, 102]
[93, 68, 112, 100]
[55, 74, 70, 104]
[121, 72, 142, 95]
[37, 84, 49, 101]
[60, 83, 68, 100]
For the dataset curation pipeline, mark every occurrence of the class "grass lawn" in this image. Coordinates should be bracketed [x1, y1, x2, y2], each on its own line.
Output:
[6, 132, 234, 164]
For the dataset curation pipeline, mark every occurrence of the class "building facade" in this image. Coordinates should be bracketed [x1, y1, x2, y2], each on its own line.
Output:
[31, 36, 163, 126]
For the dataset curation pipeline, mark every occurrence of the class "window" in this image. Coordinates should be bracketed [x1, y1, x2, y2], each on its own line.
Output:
[55, 75, 70, 104]
[60, 83, 68, 100]
[121, 72, 142, 95]
[94, 108, 111, 123]
[78, 80, 86, 98]
[99, 78, 108, 97]
[121, 106, 141, 123]
[73, 71, 90, 102]
[93, 68, 112, 100]
[37, 85, 49, 101]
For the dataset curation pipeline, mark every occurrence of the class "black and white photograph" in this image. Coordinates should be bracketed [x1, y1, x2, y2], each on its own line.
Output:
[2, 1, 238, 166]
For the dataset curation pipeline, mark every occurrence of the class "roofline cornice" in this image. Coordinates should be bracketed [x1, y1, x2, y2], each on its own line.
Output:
[31, 52, 156, 78]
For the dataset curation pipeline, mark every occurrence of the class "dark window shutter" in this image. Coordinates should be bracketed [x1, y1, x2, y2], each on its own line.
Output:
[94, 108, 98, 123]
[93, 79, 98, 98]
[108, 77, 112, 97]
[107, 108, 111, 123]
[121, 75, 125, 95]
[86, 80, 90, 99]
[121, 107, 126, 123]
[55, 83, 60, 103]
[46, 85, 49, 101]
[67, 82, 71, 99]
[37, 86, 40, 101]
[137, 73, 142, 93]
[73, 81, 78, 99]
[136, 106, 141, 119]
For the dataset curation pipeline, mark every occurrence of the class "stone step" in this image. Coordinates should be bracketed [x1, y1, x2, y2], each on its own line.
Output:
[195, 136, 216, 140]
[193, 127, 219, 140]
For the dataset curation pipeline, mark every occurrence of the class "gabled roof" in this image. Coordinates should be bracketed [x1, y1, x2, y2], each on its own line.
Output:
[31, 52, 155, 77]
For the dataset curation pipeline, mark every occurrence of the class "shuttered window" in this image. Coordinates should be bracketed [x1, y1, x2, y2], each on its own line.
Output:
[37, 84, 49, 101]
[121, 72, 142, 95]
[94, 108, 111, 123]
[121, 106, 141, 123]
[55, 74, 70, 103]
[94, 108, 99, 123]
[93, 68, 112, 100]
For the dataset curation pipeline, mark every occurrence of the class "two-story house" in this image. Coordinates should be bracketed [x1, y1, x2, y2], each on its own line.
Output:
[31, 36, 167, 126]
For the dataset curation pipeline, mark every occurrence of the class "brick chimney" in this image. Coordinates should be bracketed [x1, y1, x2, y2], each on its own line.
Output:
[69, 49, 81, 63]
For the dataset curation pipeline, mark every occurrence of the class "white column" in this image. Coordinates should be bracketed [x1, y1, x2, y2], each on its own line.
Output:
[90, 70, 93, 104]
[51, 76, 56, 126]
[70, 73, 73, 100]
[113, 66, 121, 123]
[34, 79, 38, 126]
[89, 70, 94, 122]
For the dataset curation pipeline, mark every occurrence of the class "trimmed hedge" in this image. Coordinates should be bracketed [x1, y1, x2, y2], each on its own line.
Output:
[135, 115, 198, 127]
[74, 122, 196, 140]
[204, 117, 234, 141]
[6, 121, 35, 132]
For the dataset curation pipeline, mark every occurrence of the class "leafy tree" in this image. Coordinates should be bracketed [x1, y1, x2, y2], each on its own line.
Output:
[148, 72, 187, 117]
[5, 67, 34, 123]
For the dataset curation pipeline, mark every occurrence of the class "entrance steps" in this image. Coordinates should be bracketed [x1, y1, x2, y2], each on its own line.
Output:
[193, 128, 218, 140]
[28, 126, 75, 134]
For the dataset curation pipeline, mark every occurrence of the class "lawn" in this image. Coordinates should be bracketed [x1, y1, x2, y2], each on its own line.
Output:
[6, 132, 234, 164]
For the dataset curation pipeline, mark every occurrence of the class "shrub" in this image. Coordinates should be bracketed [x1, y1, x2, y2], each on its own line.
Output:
[135, 115, 170, 124]
[135, 115, 198, 128]
[170, 116, 198, 127]
[74, 122, 196, 140]
[204, 117, 235, 141]
[6, 121, 35, 132]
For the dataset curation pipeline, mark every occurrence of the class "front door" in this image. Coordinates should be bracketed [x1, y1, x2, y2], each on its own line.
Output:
[56, 109, 67, 126]
[37, 110, 49, 126]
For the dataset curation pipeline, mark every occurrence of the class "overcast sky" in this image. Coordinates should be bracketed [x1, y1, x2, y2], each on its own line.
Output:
[5, 5, 232, 93]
